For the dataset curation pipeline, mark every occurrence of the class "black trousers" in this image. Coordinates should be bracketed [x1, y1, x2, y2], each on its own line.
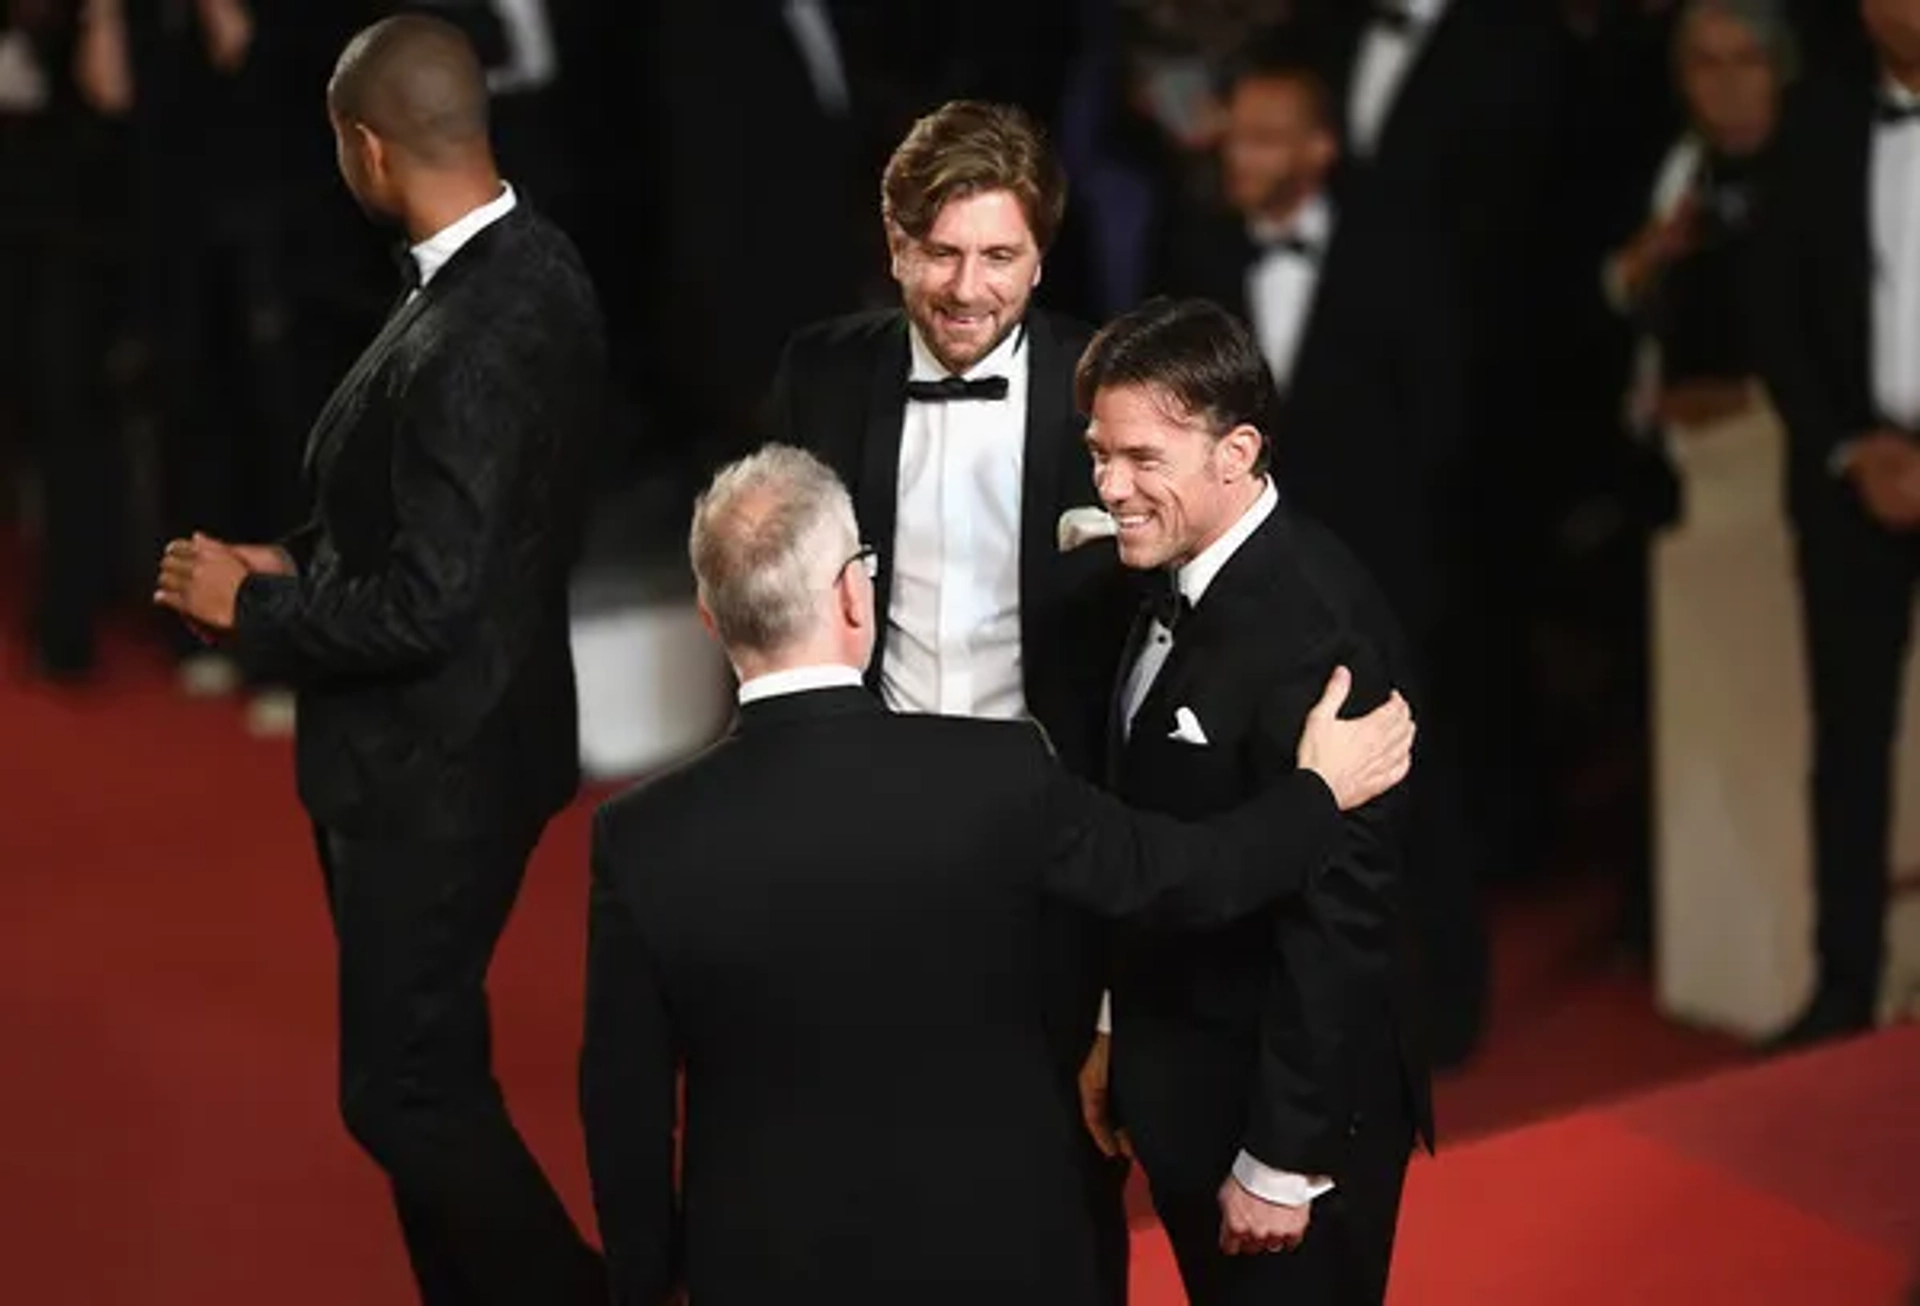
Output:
[314, 818, 606, 1306]
[1793, 491, 1914, 1016]
[1148, 1093, 1414, 1306]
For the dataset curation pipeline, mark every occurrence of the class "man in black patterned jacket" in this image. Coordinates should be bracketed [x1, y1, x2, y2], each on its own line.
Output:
[153, 16, 608, 1305]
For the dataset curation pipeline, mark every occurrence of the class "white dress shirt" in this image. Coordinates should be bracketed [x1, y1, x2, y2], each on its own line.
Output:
[782, 0, 851, 117]
[1245, 196, 1334, 390]
[881, 325, 1030, 721]
[1872, 79, 1920, 432]
[737, 663, 865, 705]
[407, 183, 519, 295]
[1105, 478, 1333, 1208]
[485, 0, 558, 94]
[1346, 0, 1448, 159]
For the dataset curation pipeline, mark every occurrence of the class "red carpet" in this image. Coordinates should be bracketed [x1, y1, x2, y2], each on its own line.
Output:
[3, 605, 1905, 1305]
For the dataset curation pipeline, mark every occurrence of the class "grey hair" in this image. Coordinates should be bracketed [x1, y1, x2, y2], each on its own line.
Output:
[1676, 0, 1800, 83]
[688, 444, 860, 658]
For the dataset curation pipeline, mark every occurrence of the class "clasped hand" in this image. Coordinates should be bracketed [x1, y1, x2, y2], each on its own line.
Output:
[153, 533, 293, 638]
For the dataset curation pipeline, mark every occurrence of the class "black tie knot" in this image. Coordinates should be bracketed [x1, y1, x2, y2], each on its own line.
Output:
[1371, 1, 1415, 32]
[391, 241, 422, 293]
[905, 375, 1010, 403]
[1146, 576, 1191, 633]
[1258, 233, 1318, 261]
[1878, 95, 1920, 126]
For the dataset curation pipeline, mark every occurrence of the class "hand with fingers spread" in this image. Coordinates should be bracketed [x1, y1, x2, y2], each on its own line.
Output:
[1294, 665, 1415, 810]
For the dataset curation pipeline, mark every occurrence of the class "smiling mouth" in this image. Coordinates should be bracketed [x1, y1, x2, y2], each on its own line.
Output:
[936, 309, 992, 329]
[1113, 512, 1153, 532]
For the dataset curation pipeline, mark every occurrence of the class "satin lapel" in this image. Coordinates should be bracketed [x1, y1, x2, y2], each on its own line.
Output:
[301, 288, 433, 480]
[1019, 313, 1074, 650]
[858, 318, 910, 688]
[1106, 602, 1153, 790]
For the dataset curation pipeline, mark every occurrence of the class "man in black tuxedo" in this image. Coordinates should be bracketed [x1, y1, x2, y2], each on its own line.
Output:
[767, 98, 1138, 1297]
[1078, 299, 1432, 1306]
[1751, 0, 1920, 1050]
[1155, 52, 1481, 1103]
[580, 443, 1417, 1306]
[153, 17, 607, 1304]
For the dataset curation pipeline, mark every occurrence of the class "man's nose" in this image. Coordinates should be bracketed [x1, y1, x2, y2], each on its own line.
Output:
[951, 255, 986, 304]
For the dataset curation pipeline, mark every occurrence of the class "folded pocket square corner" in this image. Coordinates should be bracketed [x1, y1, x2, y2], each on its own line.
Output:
[1169, 705, 1210, 745]
[1057, 506, 1118, 552]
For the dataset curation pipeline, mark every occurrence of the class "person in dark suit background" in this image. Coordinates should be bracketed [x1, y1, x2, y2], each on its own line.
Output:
[1751, 0, 1920, 1049]
[1078, 299, 1432, 1305]
[1154, 54, 1479, 1060]
[152, 17, 608, 1304]
[580, 442, 1417, 1306]
[766, 99, 1139, 1299]
[1306, 0, 1580, 1062]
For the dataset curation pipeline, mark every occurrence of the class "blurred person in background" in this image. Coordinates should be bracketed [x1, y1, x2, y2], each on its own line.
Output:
[152, 16, 610, 1302]
[1597, 0, 1792, 954]
[1752, 0, 1920, 1049]
[3, 0, 131, 680]
[1301, 0, 1580, 1063]
[72, 0, 308, 729]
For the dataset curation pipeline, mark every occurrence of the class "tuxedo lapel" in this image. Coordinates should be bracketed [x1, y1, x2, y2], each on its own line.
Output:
[301, 288, 433, 479]
[857, 318, 910, 686]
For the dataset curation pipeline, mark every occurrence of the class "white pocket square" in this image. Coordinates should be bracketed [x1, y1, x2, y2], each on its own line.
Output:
[1057, 506, 1117, 552]
[1169, 706, 1210, 746]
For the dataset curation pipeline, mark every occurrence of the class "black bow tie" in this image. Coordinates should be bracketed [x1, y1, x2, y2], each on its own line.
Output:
[1878, 95, 1920, 126]
[1145, 575, 1191, 633]
[1257, 233, 1318, 261]
[906, 374, 1010, 403]
[390, 242, 423, 300]
[1371, 1, 1416, 32]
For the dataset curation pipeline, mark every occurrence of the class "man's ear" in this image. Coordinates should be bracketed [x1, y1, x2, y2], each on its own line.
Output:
[695, 597, 719, 643]
[1219, 422, 1265, 481]
[885, 220, 912, 281]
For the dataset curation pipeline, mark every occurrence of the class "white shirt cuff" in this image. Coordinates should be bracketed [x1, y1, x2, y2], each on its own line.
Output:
[1095, 990, 1112, 1035]
[1230, 1151, 1335, 1207]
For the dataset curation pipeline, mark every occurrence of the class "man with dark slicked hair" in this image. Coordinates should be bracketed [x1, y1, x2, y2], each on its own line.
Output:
[151, 15, 609, 1305]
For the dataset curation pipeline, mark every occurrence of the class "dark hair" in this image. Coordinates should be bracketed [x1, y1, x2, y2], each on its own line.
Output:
[1074, 297, 1276, 473]
[1222, 31, 1336, 129]
[882, 100, 1068, 252]
[328, 15, 490, 164]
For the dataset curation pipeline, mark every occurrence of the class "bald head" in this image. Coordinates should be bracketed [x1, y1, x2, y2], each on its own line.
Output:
[328, 15, 490, 166]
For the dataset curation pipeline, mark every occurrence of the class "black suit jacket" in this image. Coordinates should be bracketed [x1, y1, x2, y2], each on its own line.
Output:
[1157, 210, 1472, 637]
[1107, 502, 1433, 1203]
[233, 205, 605, 839]
[767, 308, 1136, 779]
[580, 685, 1345, 1306]
[1751, 69, 1882, 525]
[1313, 0, 1572, 299]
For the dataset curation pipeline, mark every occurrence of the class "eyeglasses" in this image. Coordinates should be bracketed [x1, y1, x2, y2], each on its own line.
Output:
[839, 543, 879, 582]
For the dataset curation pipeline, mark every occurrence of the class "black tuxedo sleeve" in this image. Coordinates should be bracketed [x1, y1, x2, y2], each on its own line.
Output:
[1751, 96, 1856, 488]
[1238, 635, 1408, 1178]
[1035, 732, 1343, 927]
[232, 339, 535, 680]
[580, 811, 682, 1306]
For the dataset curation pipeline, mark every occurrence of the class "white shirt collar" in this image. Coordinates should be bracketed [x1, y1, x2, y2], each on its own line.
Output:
[410, 182, 518, 287]
[1177, 478, 1279, 606]
[907, 317, 1028, 383]
[1248, 192, 1334, 251]
[736, 663, 865, 705]
[1883, 76, 1920, 115]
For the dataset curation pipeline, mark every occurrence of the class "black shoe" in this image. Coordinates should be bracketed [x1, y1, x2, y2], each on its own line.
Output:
[1759, 987, 1873, 1055]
